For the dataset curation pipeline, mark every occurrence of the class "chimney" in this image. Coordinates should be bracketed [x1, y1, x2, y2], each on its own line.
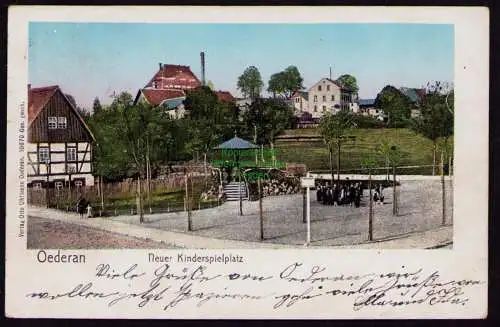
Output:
[200, 52, 206, 86]
[329, 67, 332, 79]
[28, 84, 31, 91]
[159, 62, 162, 71]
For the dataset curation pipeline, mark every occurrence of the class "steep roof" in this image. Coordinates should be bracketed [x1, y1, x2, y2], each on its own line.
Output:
[140, 89, 186, 106]
[215, 90, 235, 103]
[28, 85, 58, 125]
[28, 85, 95, 141]
[146, 64, 201, 89]
[291, 90, 309, 101]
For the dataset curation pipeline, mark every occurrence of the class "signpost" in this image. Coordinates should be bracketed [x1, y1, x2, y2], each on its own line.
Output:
[301, 175, 315, 246]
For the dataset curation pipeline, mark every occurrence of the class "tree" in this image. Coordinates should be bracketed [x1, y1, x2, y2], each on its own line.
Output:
[92, 97, 103, 115]
[377, 138, 392, 180]
[267, 66, 304, 99]
[206, 80, 215, 90]
[183, 86, 234, 167]
[388, 145, 404, 216]
[410, 81, 454, 175]
[319, 111, 356, 181]
[374, 85, 413, 127]
[241, 98, 294, 160]
[337, 74, 359, 94]
[237, 66, 264, 101]
[361, 154, 378, 241]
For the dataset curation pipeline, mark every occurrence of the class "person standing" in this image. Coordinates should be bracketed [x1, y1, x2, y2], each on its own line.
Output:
[77, 196, 86, 219]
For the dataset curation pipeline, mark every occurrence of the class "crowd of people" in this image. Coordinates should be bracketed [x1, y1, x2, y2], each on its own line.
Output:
[316, 180, 385, 207]
[262, 178, 300, 197]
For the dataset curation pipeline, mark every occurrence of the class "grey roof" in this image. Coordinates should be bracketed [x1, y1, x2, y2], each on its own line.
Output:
[358, 99, 376, 106]
[214, 136, 258, 150]
[161, 97, 185, 110]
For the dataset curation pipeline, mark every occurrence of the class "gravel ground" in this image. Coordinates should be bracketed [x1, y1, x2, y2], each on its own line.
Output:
[110, 180, 453, 247]
[28, 216, 179, 249]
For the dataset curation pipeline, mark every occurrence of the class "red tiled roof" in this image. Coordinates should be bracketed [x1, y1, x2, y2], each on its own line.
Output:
[141, 89, 186, 106]
[215, 90, 235, 103]
[146, 64, 201, 89]
[28, 85, 59, 125]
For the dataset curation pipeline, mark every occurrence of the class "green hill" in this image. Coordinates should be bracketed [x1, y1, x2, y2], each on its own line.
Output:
[274, 128, 452, 175]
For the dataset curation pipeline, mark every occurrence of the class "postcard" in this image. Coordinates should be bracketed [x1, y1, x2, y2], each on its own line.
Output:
[5, 6, 489, 318]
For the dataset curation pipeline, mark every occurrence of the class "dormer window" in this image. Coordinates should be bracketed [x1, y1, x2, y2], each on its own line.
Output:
[318, 85, 322, 91]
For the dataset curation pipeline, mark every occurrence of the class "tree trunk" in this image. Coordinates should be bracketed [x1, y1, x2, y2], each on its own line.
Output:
[137, 175, 144, 223]
[100, 176, 104, 213]
[441, 149, 446, 225]
[185, 173, 192, 231]
[329, 147, 334, 183]
[146, 152, 151, 214]
[392, 165, 397, 216]
[432, 141, 437, 176]
[337, 142, 341, 181]
[385, 155, 390, 181]
[270, 141, 276, 168]
[259, 178, 264, 240]
[368, 170, 373, 241]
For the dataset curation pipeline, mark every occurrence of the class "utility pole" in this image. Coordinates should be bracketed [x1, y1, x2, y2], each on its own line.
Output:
[441, 149, 446, 225]
[259, 177, 264, 240]
[368, 169, 374, 241]
[185, 173, 192, 231]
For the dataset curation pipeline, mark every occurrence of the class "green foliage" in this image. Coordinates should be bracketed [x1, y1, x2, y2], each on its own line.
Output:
[410, 81, 454, 142]
[87, 92, 174, 181]
[92, 97, 102, 114]
[337, 74, 359, 93]
[318, 111, 356, 150]
[267, 65, 304, 99]
[241, 98, 295, 145]
[183, 86, 237, 156]
[375, 85, 413, 127]
[237, 66, 264, 101]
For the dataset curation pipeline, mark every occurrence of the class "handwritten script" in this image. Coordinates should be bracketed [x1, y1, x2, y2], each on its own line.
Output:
[26, 262, 483, 312]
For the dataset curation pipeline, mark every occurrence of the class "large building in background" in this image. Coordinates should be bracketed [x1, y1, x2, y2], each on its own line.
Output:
[291, 77, 357, 121]
[134, 62, 235, 118]
[27, 85, 95, 189]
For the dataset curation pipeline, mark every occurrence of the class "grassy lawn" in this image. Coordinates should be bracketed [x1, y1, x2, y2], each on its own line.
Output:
[275, 128, 452, 174]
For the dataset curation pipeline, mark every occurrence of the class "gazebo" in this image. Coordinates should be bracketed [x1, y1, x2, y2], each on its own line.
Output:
[214, 135, 258, 215]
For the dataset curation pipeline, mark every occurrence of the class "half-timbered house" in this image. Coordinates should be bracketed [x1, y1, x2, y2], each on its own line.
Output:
[27, 85, 95, 189]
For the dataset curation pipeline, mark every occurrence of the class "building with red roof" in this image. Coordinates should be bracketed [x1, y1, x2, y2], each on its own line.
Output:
[27, 85, 95, 188]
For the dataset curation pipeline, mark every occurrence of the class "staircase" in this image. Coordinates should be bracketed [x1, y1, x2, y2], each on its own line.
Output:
[223, 182, 248, 201]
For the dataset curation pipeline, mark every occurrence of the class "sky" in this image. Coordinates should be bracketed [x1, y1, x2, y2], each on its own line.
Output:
[29, 23, 454, 110]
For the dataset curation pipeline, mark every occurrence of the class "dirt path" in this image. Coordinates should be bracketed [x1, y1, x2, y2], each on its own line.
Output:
[28, 216, 180, 249]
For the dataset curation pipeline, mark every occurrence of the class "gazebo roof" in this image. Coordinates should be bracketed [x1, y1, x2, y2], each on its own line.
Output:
[215, 136, 258, 150]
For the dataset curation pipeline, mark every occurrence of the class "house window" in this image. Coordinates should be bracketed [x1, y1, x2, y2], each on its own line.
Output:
[48, 117, 57, 129]
[38, 147, 50, 163]
[331, 95, 335, 101]
[318, 85, 322, 91]
[57, 117, 67, 129]
[67, 147, 77, 162]
[322, 96, 326, 102]
[314, 105, 317, 112]
[295, 97, 300, 103]
[313, 95, 318, 102]
[327, 85, 330, 91]
[32, 182, 42, 190]
[55, 181, 64, 190]
[322, 105, 326, 111]
[66, 164, 77, 174]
